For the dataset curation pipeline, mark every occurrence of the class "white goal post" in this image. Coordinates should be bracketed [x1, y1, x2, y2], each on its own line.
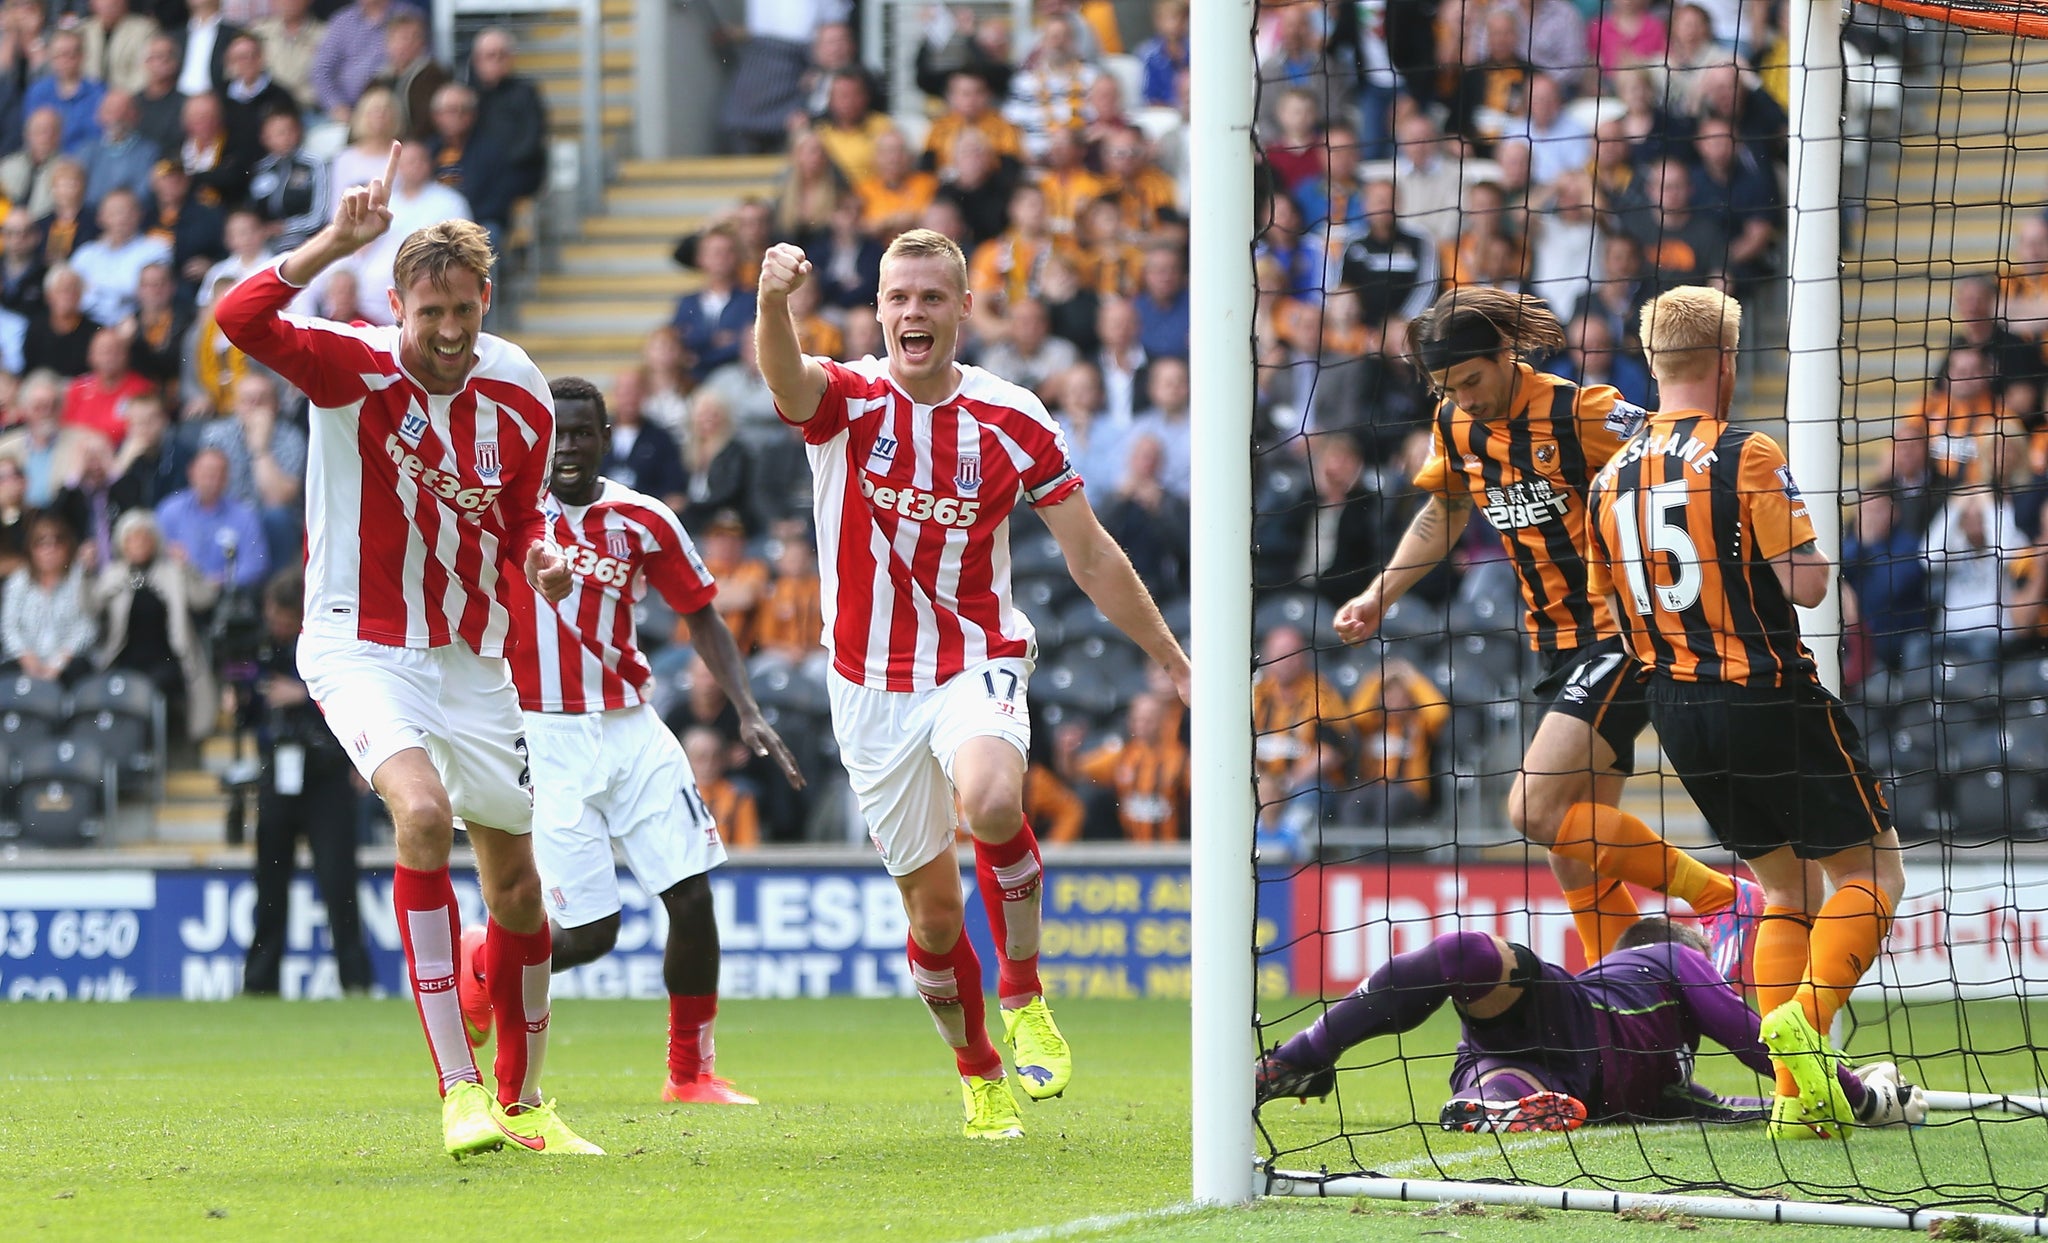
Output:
[1187, 0, 1259, 1209]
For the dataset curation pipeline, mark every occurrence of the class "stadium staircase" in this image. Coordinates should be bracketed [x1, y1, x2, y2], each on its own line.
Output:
[506, 1, 787, 385]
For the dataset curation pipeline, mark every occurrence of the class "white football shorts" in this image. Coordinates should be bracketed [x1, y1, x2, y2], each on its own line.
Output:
[828, 656, 1033, 877]
[298, 633, 533, 833]
[522, 702, 728, 929]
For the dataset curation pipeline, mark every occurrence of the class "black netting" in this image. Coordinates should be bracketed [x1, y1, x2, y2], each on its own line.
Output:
[1247, 0, 2048, 1217]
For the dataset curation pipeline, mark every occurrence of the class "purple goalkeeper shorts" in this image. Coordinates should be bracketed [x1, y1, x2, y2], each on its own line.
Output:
[1447, 946, 1603, 1107]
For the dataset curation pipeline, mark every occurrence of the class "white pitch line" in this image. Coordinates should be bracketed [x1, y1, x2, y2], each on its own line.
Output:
[959, 1202, 1206, 1243]
[1373, 1123, 1698, 1178]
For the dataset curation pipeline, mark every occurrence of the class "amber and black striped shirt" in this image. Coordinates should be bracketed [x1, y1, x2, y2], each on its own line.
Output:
[1585, 410, 1818, 687]
[1077, 737, 1190, 843]
[1412, 364, 1644, 652]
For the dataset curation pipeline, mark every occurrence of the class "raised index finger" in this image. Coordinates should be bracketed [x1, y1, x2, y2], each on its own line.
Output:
[376, 141, 401, 199]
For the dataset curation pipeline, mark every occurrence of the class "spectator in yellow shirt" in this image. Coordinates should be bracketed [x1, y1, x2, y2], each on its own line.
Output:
[810, 71, 893, 186]
[1035, 128, 1105, 239]
[1252, 624, 1350, 787]
[922, 71, 1025, 177]
[1350, 659, 1450, 825]
[683, 725, 762, 848]
[969, 182, 1067, 319]
[753, 517, 825, 671]
[854, 129, 937, 239]
[1076, 691, 1189, 842]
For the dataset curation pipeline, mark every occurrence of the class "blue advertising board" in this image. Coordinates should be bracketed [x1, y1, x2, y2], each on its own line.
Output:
[0, 862, 1295, 1001]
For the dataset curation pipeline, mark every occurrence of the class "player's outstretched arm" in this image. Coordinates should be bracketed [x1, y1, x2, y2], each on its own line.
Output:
[279, 140, 400, 288]
[681, 603, 806, 789]
[1040, 490, 1191, 704]
[1671, 945, 1774, 1078]
[755, 243, 831, 425]
[214, 142, 401, 405]
[1334, 494, 1472, 644]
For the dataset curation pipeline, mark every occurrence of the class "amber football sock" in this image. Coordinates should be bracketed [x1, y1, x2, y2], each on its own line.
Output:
[1754, 906, 1815, 1096]
[1795, 880, 1895, 1033]
[1562, 874, 1642, 963]
[1553, 802, 1737, 915]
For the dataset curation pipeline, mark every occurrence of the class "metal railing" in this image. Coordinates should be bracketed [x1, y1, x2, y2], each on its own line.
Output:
[434, 0, 605, 217]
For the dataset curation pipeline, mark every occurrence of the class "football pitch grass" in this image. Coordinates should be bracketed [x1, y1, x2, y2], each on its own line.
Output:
[4, 996, 2045, 1242]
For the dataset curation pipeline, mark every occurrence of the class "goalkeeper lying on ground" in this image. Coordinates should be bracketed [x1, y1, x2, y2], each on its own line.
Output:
[1256, 918, 1923, 1134]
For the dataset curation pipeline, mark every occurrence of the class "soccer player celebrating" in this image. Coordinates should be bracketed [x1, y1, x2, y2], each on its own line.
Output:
[754, 229, 1190, 1140]
[469, 377, 804, 1106]
[215, 145, 600, 1158]
[1583, 287, 1906, 1139]
[1255, 919, 1923, 1133]
[1334, 288, 1762, 972]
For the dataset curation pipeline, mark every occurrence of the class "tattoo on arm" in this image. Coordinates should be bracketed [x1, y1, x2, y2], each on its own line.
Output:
[1793, 540, 1819, 556]
[1411, 502, 1442, 542]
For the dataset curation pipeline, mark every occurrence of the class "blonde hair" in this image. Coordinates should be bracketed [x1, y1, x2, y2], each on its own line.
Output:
[1639, 285, 1741, 382]
[881, 228, 968, 293]
[392, 220, 495, 299]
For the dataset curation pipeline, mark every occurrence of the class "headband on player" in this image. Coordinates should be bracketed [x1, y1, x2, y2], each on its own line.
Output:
[1415, 314, 1507, 372]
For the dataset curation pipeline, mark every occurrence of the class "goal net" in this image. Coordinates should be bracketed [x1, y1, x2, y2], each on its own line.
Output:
[1239, 0, 2048, 1226]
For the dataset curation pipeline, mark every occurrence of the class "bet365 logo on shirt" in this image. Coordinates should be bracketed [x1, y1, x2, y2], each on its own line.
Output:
[562, 543, 632, 586]
[858, 474, 982, 527]
[384, 434, 504, 513]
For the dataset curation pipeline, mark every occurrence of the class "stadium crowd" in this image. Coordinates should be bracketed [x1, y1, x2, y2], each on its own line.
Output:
[5, 0, 2024, 850]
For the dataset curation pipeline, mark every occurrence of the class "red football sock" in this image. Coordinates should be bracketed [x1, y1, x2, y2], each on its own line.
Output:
[669, 993, 718, 1083]
[906, 932, 1003, 1080]
[486, 919, 553, 1108]
[392, 865, 479, 1095]
[973, 821, 1044, 1007]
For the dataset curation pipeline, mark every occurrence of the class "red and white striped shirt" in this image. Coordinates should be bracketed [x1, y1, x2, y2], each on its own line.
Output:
[214, 263, 553, 657]
[507, 479, 717, 713]
[784, 356, 1082, 692]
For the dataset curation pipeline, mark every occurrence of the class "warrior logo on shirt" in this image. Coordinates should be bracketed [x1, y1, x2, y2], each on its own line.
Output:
[956, 453, 981, 493]
[399, 407, 430, 447]
[866, 435, 898, 473]
[475, 440, 500, 482]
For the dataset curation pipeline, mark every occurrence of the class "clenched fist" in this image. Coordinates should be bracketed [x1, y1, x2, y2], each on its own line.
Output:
[758, 242, 813, 301]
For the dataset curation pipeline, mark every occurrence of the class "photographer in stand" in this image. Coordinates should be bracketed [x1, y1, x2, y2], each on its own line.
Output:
[238, 568, 373, 997]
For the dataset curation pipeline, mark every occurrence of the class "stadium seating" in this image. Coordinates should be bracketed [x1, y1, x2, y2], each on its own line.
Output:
[1035, 658, 1126, 724]
[1373, 596, 1446, 643]
[14, 737, 110, 846]
[1252, 591, 1339, 648]
[67, 672, 167, 800]
[749, 659, 831, 719]
[1159, 595, 1191, 642]
[1010, 528, 1068, 579]
[0, 675, 68, 751]
[1013, 575, 1082, 633]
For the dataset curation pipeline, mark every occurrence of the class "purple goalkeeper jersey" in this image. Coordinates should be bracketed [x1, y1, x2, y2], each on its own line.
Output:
[1454, 943, 1772, 1120]
[1581, 943, 1773, 1117]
